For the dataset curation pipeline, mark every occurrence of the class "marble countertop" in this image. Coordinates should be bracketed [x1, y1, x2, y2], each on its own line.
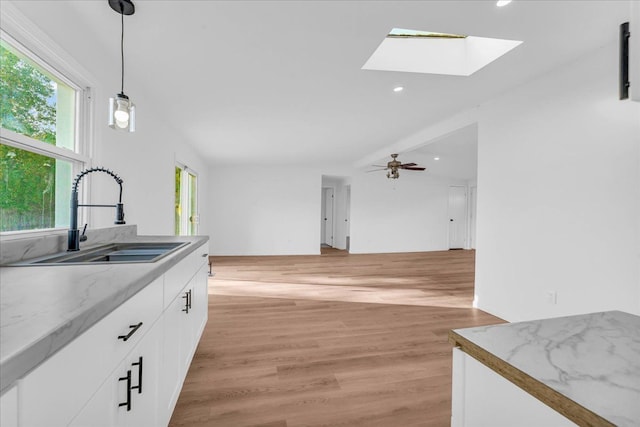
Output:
[449, 310, 640, 427]
[0, 232, 209, 394]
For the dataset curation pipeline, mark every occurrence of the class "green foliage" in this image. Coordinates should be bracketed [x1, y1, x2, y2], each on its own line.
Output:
[0, 44, 57, 144]
[0, 144, 56, 230]
[0, 43, 58, 231]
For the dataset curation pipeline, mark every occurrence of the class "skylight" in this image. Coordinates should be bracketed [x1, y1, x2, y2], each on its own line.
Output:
[387, 28, 466, 39]
[362, 27, 522, 76]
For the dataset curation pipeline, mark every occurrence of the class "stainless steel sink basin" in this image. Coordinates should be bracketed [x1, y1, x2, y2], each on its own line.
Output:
[13, 242, 190, 266]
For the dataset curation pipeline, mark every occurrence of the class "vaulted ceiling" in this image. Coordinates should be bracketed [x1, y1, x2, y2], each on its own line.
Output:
[8, 1, 631, 168]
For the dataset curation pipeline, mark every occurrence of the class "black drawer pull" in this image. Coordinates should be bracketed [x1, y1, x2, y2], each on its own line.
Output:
[131, 356, 143, 394]
[118, 370, 132, 411]
[182, 289, 192, 313]
[118, 322, 143, 341]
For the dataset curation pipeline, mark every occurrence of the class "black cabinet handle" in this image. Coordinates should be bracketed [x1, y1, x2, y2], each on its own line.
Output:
[182, 289, 192, 313]
[118, 322, 143, 341]
[131, 356, 143, 394]
[201, 253, 208, 258]
[118, 370, 132, 411]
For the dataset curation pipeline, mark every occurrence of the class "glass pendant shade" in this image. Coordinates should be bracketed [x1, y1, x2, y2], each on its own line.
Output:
[108, 93, 135, 132]
[108, 0, 136, 133]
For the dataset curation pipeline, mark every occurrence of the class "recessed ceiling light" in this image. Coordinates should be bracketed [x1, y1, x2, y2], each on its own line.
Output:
[393, 86, 404, 92]
[496, 0, 512, 7]
[434, 157, 440, 160]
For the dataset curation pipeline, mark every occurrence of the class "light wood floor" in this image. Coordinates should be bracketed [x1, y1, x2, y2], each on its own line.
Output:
[169, 249, 503, 427]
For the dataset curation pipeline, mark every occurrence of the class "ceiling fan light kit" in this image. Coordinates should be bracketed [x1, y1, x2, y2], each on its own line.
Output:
[369, 154, 426, 179]
[108, 0, 136, 132]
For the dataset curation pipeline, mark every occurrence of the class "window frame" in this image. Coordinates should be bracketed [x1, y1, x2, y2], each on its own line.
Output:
[0, 8, 95, 236]
[175, 163, 199, 236]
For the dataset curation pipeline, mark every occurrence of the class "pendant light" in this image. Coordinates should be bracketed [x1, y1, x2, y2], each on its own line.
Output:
[108, 0, 136, 132]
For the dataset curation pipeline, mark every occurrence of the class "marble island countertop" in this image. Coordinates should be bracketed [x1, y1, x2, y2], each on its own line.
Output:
[449, 310, 640, 427]
[0, 228, 209, 394]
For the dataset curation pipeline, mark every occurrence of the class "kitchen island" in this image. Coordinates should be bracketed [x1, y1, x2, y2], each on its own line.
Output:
[0, 225, 210, 426]
[449, 310, 640, 427]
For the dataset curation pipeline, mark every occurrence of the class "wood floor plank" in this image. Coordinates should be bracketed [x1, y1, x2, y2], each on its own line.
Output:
[169, 249, 503, 427]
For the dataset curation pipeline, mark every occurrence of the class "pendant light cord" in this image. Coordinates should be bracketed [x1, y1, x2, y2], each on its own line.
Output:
[120, 10, 125, 95]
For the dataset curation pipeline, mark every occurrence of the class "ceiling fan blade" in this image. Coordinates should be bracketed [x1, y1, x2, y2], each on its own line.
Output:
[371, 164, 387, 168]
[401, 162, 417, 167]
[366, 168, 387, 173]
[402, 167, 426, 171]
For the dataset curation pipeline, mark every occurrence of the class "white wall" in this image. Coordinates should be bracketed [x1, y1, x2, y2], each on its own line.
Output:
[350, 171, 468, 253]
[91, 99, 208, 237]
[208, 166, 321, 255]
[475, 41, 640, 321]
[208, 166, 470, 256]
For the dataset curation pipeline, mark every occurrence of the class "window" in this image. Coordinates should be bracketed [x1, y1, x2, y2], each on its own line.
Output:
[175, 164, 198, 236]
[0, 32, 89, 232]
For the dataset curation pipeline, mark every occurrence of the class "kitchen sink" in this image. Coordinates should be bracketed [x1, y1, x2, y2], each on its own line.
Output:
[12, 242, 190, 266]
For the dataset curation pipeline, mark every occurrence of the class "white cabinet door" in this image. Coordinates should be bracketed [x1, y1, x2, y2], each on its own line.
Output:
[159, 285, 191, 425]
[190, 263, 209, 349]
[68, 359, 124, 427]
[69, 319, 163, 427]
[0, 386, 18, 427]
[451, 348, 577, 427]
[159, 263, 209, 426]
[120, 320, 162, 427]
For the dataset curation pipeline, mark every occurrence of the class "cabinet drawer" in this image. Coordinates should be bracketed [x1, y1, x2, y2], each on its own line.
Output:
[20, 276, 163, 427]
[163, 244, 208, 307]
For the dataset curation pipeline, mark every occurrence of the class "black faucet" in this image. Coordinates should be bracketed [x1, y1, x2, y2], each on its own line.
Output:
[68, 167, 126, 251]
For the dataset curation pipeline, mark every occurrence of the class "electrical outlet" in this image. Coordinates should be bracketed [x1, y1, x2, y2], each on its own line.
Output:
[546, 291, 558, 305]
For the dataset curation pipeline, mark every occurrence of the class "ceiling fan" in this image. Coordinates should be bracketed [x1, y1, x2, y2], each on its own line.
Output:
[369, 154, 426, 179]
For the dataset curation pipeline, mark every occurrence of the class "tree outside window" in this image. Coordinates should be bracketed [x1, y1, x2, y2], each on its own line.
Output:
[0, 36, 83, 232]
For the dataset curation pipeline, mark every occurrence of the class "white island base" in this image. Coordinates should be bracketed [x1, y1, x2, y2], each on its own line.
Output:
[451, 348, 576, 427]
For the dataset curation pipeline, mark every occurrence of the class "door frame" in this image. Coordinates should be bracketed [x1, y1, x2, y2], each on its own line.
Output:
[468, 185, 477, 249]
[175, 162, 198, 236]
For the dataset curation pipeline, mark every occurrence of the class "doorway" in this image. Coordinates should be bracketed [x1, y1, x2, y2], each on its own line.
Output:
[321, 187, 334, 247]
[175, 164, 198, 236]
[448, 185, 467, 249]
[321, 175, 351, 252]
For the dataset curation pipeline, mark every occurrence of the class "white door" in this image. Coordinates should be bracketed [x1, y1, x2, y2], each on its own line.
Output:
[323, 188, 334, 246]
[469, 186, 477, 249]
[320, 189, 326, 245]
[448, 186, 467, 249]
[345, 185, 351, 251]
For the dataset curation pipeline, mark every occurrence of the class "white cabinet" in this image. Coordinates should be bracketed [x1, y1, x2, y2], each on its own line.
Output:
[0, 385, 18, 427]
[70, 319, 162, 427]
[160, 251, 209, 425]
[451, 348, 576, 427]
[161, 284, 191, 422]
[191, 263, 209, 341]
[12, 241, 209, 427]
[19, 276, 163, 427]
